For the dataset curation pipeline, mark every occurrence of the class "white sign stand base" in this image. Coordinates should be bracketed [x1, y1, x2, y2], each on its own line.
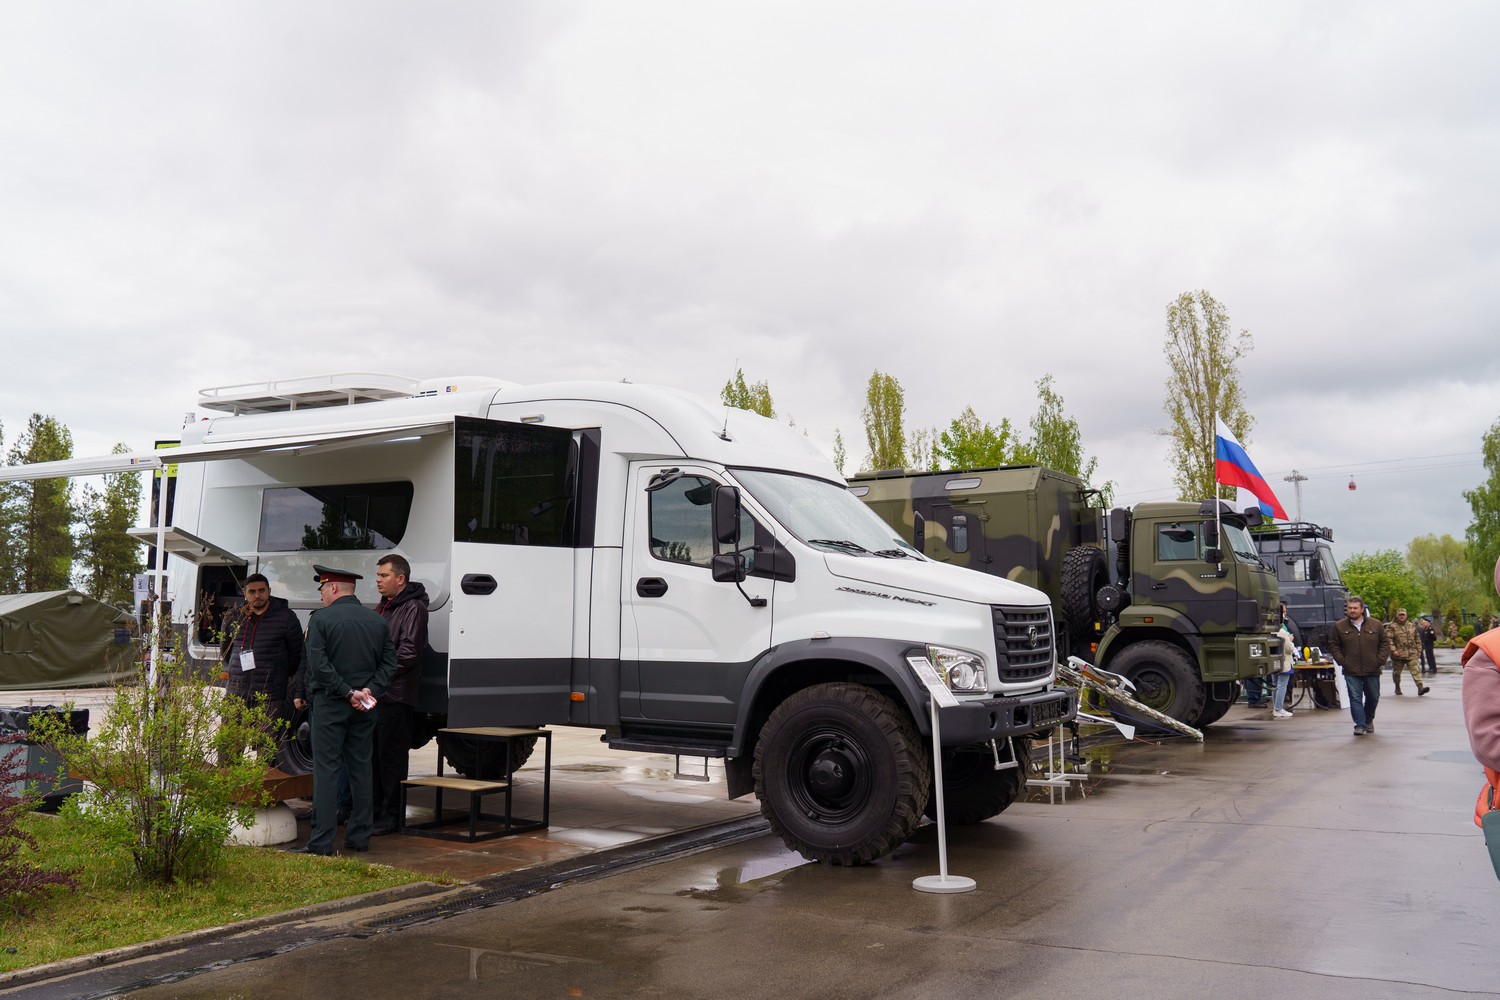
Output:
[908, 663, 977, 894]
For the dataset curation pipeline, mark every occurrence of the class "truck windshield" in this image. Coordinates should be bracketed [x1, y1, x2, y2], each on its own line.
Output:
[1319, 548, 1342, 583]
[732, 470, 919, 557]
[1222, 522, 1261, 564]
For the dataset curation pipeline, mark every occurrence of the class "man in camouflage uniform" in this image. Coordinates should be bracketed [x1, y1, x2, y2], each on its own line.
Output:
[1386, 608, 1429, 696]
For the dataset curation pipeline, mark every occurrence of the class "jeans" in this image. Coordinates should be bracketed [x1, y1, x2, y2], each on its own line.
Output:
[1271, 671, 1293, 712]
[1344, 673, 1381, 729]
[1244, 676, 1266, 705]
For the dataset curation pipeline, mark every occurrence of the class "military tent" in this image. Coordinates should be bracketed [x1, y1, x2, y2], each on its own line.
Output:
[0, 590, 137, 690]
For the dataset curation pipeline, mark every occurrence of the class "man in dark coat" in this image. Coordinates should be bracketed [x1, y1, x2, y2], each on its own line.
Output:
[1328, 595, 1391, 737]
[300, 565, 396, 856]
[371, 554, 429, 835]
[220, 573, 303, 723]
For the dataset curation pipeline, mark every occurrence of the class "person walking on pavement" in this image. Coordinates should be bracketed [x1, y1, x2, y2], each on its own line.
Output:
[371, 554, 429, 836]
[1328, 596, 1390, 737]
[220, 574, 304, 725]
[1418, 616, 1439, 675]
[300, 565, 396, 856]
[1386, 608, 1429, 696]
[1448, 619, 1461, 648]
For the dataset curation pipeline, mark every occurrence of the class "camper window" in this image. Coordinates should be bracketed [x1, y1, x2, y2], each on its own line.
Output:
[259, 482, 413, 552]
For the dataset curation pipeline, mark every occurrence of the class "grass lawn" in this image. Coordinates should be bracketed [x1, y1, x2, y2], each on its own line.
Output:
[0, 812, 444, 975]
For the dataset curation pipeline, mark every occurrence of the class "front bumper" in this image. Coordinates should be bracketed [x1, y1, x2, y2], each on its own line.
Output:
[935, 686, 1078, 745]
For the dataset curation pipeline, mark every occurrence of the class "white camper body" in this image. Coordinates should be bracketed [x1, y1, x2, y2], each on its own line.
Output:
[7, 375, 1077, 864]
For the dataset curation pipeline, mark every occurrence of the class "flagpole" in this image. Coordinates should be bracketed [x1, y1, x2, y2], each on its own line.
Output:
[1212, 412, 1222, 564]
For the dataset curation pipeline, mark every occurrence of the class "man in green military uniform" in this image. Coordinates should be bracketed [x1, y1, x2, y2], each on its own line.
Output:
[1385, 608, 1429, 697]
[299, 564, 397, 855]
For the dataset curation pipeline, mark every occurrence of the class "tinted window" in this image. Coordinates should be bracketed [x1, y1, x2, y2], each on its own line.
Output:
[649, 474, 764, 572]
[1157, 524, 1200, 561]
[455, 418, 577, 547]
[259, 482, 413, 552]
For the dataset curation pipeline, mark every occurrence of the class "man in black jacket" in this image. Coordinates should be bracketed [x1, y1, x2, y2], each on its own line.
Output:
[371, 554, 429, 835]
[221, 574, 303, 724]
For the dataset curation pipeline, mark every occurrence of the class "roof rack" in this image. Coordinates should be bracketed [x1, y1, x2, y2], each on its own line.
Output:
[197, 373, 423, 414]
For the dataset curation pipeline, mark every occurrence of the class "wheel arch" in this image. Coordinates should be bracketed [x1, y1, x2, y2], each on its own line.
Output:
[724, 639, 930, 799]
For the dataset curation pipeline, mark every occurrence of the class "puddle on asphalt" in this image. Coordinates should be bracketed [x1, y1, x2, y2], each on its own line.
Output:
[1021, 724, 1184, 804]
[676, 846, 811, 901]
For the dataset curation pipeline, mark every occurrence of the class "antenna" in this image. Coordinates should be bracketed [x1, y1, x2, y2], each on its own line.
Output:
[720, 358, 739, 442]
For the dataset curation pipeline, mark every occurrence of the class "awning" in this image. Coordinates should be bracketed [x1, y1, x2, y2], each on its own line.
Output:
[0, 417, 455, 483]
[124, 526, 247, 567]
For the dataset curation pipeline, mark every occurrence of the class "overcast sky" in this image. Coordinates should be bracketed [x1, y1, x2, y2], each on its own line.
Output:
[3, 2, 1497, 562]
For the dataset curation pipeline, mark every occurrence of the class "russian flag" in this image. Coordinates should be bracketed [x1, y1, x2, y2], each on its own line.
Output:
[1214, 418, 1287, 520]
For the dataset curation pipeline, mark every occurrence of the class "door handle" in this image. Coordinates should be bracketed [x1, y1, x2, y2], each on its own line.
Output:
[1151, 583, 1167, 590]
[461, 573, 498, 596]
[636, 577, 669, 598]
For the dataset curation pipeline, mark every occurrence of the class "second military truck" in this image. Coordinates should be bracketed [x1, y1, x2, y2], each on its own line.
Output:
[851, 465, 1282, 728]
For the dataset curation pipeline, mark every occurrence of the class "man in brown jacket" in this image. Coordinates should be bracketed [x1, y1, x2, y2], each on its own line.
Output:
[371, 554, 429, 835]
[1328, 596, 1391, 737]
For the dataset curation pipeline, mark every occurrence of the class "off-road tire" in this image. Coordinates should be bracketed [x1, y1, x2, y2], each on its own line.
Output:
[924, 742, 1024, 824]
[443, 733, 538, 778]
[1061, 546, 1109, 641]
[1194, 681, 1238, 727]
[753, 683, 931, 866]
[1108, 640, 1205, 725]
[275, 708, 314, 776]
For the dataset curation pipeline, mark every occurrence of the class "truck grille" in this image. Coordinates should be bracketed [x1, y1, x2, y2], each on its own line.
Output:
[992, 605, 1055, 683]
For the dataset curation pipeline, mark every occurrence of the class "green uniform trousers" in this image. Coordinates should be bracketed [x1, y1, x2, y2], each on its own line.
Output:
[308, 694, 377, 854]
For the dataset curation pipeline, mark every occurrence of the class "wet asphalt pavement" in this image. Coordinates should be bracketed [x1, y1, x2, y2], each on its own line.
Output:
[9, 651, 1498, 999]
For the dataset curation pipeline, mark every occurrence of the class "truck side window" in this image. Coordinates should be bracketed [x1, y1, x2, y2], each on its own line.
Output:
[649, 476, 760, 571]
[259, 482, 414, 552]
[950, 514, 969, 554]
[1157, 524, 1200, 561]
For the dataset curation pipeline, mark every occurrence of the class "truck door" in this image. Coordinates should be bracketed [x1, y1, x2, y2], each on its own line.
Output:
[448, 416, 591, 727]
[921, 501, 989, 570]
[1144, 520, 1236, 636]
[621, 464, 774, 726]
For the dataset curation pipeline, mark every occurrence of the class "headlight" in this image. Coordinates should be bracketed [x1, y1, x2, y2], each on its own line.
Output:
[1249, 643, 1265, 658]
[926, 645, 988, 692]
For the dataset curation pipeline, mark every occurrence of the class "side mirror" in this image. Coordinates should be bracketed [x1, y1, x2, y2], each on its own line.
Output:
[1201, 520, 1219, 550]
[712, 486, 741, 547]
[1204, 548, 1223, 564]
[913, 510, 926, 553]
[711, 552, 747, 583]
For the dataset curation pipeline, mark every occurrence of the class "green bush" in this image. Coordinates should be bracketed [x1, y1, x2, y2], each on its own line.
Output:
[1461, 625, 1476, 643]
[31, 627, 278, 885]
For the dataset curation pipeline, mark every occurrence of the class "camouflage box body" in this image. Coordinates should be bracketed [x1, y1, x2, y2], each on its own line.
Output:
[851, 465, 1282, 725]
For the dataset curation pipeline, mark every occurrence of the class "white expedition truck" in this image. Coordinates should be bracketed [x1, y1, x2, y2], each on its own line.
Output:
[10, 374, 1076, 865]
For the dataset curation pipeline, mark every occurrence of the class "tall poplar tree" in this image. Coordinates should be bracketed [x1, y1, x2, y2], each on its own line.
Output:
[936, 406, 1020, 470]
[720, 368, 776, 418]
[4, 414, 77, 592]
[861, 370, 907, 471]
[1161, 290, 1254, 502]
[1026, 374, 1114, 503]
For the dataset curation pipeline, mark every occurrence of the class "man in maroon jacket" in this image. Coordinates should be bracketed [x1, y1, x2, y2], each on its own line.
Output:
[371, 554, 429, 835]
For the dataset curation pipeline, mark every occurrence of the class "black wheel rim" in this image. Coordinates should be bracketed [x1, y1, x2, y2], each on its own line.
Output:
[1131, 666, 1174, 712]
[786, 725, 874, 823]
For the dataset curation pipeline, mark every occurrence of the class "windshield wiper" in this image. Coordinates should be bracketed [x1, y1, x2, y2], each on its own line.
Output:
[808, 538, 870, 554]
[875, 548, 914, 558]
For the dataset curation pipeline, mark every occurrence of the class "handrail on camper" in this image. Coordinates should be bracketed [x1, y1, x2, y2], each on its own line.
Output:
[197, 373, 423, 414]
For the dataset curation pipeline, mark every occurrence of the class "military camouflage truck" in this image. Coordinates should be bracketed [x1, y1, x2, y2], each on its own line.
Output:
[850, 466, 1282, 727]
[1251, 522, 1348, 654]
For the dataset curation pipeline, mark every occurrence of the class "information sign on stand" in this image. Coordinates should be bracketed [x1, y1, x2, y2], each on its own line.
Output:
[907, 657, 977, 894]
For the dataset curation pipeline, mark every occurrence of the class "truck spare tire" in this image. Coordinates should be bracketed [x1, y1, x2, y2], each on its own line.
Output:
[1061, 545, 1109, 640]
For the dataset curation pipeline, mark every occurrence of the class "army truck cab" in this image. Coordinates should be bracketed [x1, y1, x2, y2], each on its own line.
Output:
[851, 466, 1282, 728]
[7, 374, 1076, 866]
[1251, 522, 1348, 653]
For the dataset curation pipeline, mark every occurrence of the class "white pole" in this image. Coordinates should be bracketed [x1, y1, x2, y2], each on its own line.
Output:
[148, 467, 168, 687]
[913, 696, 976, 894]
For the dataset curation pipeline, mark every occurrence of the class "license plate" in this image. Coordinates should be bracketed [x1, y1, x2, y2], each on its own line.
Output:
[1032, 696, 1069, 727]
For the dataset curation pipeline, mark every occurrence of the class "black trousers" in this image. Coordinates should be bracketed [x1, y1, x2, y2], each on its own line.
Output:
[1420, 643, 1437, 672]
[373, 700, 415, 826]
